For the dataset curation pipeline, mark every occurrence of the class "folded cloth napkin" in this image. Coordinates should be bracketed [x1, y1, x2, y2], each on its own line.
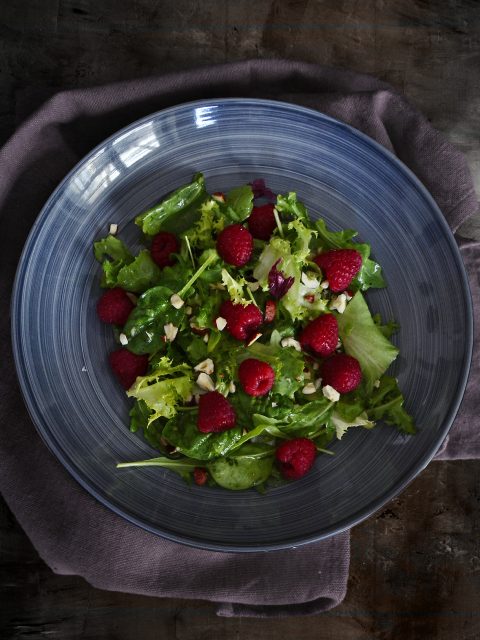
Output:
[0, 59, 478, 618]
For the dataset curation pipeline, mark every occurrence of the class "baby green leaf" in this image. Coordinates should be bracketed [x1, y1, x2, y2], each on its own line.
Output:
[135, 173, 206, 236]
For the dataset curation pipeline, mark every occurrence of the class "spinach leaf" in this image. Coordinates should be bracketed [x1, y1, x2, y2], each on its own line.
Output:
[249, 398, 334, 439]
[123, 252, 218, 354]
[207, 443, 274, 490]
[163, 411, 242, 461]
[228, 389, 273, 430]
[123, 285, 183, 354]
[135, 173, 206, 236]
[152, 260, 193, 293]
[195, 289, 222, 329]
[223, 184, 254, 223]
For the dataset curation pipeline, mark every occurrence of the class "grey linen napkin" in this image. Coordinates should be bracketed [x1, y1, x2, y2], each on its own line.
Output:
[1, 60, 478, 618]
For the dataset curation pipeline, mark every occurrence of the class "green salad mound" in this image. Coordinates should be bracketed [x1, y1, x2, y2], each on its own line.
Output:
[94, 173, 415, 491]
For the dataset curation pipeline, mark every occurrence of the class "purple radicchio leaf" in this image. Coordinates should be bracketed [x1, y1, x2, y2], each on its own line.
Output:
[268, 259, 295, 299]
[249, 178, 276, 203]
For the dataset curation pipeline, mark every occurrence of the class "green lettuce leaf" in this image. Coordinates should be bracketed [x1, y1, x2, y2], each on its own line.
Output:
[314, 219, 357, 248]
[221, 268, 250, 306]
[331, 410, 374, 440]
[337, 291, 399, 392]
[372, 313, 399, 339]
[367, 376, 416, 434]
[93, 235, 133, 287]
[187, 198, 225, 250]
[253, 222, 325, 321]
[116, 249, 162, 293]
[275, 191, 309, 223]
[126, 357, 193, 423]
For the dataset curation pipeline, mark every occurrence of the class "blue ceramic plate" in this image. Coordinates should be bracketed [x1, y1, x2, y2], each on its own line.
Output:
[12, 99, 472, 551]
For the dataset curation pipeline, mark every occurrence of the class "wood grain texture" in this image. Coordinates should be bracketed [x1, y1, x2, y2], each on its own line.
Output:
[1, 462, 480, 638]
[1, 1, 479, 638]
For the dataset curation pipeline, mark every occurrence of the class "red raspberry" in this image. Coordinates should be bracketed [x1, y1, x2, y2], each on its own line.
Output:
[321, 353, 362, 393]
[197, 391, 236, 433]
[151, 231, 179, 268]
[193, 467, 208, 485]
[264, 299, 276, 323]
[276, 438, 317, 480]
[97, 287, 134, 325]
[247, 203, 277, 241]
[109, 349, 149, 389]
[238, 358, 275, 397]
[314, 249, 362, 292]
[216, 224, 253, 267]
[219, 300, 263, 341]
[299, 314, 338, 357]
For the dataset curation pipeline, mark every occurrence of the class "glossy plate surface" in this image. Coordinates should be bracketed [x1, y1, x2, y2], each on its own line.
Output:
[12, 99, 472, 551]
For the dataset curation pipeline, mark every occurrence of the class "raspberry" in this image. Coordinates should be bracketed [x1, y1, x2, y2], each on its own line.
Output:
[96, 287, 134, 325]
[314, 249, 362, 292]
[193, 467, 208, 485]
[109, 349, 149, 389]
[151, 231, 179, 268]
[264, 299, 276, 323]
[197, 391, 236, 433]
[216, 224, 253, 267]
[299, 314, 338, 357]
[219, 300, 263, 341]
[247, 203, 277, 241]
[276, 438, 317, 480]
[238, 358, 275, 397]
[321, 353, 362, 393]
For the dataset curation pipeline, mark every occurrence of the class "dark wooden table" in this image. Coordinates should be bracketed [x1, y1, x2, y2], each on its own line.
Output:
[2, 2, 480, 638]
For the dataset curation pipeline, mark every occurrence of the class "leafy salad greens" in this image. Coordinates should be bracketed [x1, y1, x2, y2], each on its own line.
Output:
[94, 173, 415, 491]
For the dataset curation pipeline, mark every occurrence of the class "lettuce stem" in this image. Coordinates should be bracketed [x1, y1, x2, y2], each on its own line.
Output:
[177, 252, 217, 298]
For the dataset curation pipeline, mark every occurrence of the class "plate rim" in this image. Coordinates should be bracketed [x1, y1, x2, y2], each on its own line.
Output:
[11, 97, 474, 551]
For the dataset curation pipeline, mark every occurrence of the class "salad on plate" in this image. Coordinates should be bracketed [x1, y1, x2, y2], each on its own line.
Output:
[93, 174, 415, 491]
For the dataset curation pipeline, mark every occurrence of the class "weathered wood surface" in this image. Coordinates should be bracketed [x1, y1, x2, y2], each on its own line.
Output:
[2, 462, 480, 639]
[1, 1, 480, 638]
